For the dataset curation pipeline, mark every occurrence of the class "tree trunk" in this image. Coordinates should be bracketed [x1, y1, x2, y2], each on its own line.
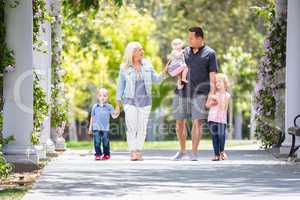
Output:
[68, 119, 78, 141]
[275, 0, 287, 21]
[250, 103, 256, 140]
[227, 97, 234, 139]
[234, 112, 243, 140]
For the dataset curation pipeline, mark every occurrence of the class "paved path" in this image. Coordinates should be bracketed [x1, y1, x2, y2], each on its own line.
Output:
[22, 149, 300, 200]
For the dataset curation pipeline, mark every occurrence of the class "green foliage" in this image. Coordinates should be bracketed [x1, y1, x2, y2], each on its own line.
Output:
[0, 153, 12, 179]
[0, 0, 18, 180]
[222, 46, 257, 116]
[0, 1, 16, 73]
[33, 73, 49, 144]
[32, 0, 53, 49]
[0, 112, 14, 180]
[0, 109, 15, 149]
[62, 0, 123, 18]
[0, 188, 27, 200]
[130, 0, 269, 62]
[127, 0, 269, 132]
[61, 0, 273, 142]
[253, 0, 275, 26]
[62, 3, 162, 120]
[31, 131, 40, 145]
[51, 87, 69, 128]
[51, 4, 69, 128]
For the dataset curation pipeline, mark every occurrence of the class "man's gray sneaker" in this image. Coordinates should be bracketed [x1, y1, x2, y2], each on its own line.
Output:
[189, 153, 198, 161]
[172, 151, 186, 161]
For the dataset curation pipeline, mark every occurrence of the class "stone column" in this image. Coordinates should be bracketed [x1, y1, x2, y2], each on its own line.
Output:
[33, 0, 56, 158]
[282, 0, 300, 155]
[3, 0, 38, 165]
[50, 0, 66, 151]
[274, 0, 286, 148]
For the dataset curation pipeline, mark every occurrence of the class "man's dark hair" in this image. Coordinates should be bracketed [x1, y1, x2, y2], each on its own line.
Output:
[188, 27, 204, 38]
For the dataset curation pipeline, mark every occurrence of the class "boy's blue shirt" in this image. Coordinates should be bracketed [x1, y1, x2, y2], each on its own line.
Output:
[91, 103, 114, 131]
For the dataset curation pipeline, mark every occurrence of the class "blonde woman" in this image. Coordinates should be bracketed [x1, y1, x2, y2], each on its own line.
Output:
[115, 42, 167, 161]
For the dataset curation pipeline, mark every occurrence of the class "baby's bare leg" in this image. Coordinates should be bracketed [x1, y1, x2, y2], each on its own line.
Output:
[181, 66, 188, 83]
[177, 75, 183, 90]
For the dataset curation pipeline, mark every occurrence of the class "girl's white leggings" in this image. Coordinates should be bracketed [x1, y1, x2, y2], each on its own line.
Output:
[124, 104, 151, 151]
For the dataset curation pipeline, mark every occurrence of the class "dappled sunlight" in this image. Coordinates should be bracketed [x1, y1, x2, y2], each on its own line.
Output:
[22, 149, 300, 200]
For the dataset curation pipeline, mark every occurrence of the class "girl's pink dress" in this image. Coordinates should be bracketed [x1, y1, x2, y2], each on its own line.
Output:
[167, 51, 187, 77]
[208, 92, 230, 124]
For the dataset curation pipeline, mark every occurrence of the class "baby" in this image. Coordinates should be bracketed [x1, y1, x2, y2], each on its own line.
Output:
[167, 38, 188, 89]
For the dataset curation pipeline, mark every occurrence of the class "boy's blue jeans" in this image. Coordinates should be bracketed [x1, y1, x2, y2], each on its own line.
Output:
[93, 130, 110, 156]
[208, 122, 226, 156]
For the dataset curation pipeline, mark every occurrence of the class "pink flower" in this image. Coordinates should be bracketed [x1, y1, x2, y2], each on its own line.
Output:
[264, 39, 270, 50]
[4, 65, 15, 73]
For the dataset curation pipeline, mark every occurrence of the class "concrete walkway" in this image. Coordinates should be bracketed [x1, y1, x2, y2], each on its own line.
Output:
[22, 149, 300, 200]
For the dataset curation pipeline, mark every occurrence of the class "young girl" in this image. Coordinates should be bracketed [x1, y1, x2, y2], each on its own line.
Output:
[206, 74, 231, 161]
[167, 38, 188, 89]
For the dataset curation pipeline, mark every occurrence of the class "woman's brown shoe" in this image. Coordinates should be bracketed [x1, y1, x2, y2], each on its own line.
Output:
[136, 151, 143, 161]
[130, 151, 138, 161]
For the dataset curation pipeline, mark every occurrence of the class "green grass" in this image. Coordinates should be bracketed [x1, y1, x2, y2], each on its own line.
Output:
[0, 188, 27, 200]
[67, 140, 257, 150]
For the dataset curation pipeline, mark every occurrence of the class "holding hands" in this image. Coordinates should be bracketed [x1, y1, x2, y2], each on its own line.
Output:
[205, 94, 218, 109]
[112, 104, 121, 119]
[112, 110, 120, 119]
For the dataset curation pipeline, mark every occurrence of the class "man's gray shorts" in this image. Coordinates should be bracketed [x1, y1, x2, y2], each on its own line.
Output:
[172, 93, 208, 120]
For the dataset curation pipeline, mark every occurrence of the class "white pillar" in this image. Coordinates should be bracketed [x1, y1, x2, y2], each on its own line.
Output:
[33, 0, 55, 156]
[3, 0, 38, 164]
[50, 0, 66, 151]
[283, 0, 300, 151]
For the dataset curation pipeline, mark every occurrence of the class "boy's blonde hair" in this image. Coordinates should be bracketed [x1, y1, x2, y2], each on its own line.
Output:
[216, 73, 230, 91]
[97, 88, 109, 96]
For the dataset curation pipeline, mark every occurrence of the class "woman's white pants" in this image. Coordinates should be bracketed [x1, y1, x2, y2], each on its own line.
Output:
[124, 104, 151, 151]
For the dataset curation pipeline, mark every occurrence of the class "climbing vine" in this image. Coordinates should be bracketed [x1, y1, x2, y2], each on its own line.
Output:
[0, 1, 17, 74]
[50, 1, 69, 128]
[255, 5, 287, 148]
[32, 0, 52, 49]
[32, 72, 49, 145]
[0, 0, 18, 180]
[0, 111, 14, 179]
[32, 0, 52, 144]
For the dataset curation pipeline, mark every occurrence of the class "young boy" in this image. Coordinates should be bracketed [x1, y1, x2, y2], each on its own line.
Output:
[88, 88, 119, 160]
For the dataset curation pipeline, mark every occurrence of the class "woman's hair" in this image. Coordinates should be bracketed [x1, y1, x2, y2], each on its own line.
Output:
[216, 73, 230, 91]
[121, 41, 142, 69]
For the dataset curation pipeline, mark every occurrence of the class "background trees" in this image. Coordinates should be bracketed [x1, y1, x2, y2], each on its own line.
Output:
[61, 0, 272, 140]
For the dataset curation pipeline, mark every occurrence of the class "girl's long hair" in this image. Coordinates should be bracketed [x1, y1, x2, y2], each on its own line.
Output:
[216, 73, 230, 92]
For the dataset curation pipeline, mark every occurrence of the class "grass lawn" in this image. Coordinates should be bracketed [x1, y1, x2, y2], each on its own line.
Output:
[0, 188, 27, 200]
[67, 140, 257, 150]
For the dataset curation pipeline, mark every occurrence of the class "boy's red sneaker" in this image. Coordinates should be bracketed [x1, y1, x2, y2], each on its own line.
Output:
[95, 155, 101, 160]
[102, 155, 110, 160]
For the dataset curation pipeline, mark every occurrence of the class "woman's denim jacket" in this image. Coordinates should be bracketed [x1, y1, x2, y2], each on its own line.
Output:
[116, 59, 165, 101]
